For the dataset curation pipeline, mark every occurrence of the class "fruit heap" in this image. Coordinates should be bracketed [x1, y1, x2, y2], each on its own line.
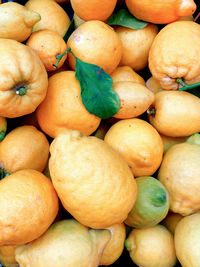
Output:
[0, 0, 199, 266]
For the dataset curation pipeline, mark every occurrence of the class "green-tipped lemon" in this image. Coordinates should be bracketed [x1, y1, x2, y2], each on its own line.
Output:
[125, 176, 169, 228]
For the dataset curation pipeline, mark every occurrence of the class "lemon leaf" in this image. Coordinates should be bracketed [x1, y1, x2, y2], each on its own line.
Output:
[178, 81, 200, 98]
[0, 131, 5, 142]
[74, 55, 120, 119]
[107, 9, 148, 30]
[63, 19, 75, 43]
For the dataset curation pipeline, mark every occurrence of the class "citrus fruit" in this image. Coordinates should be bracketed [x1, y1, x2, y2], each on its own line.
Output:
[0, 2, 40, 42]
[26, 29, 67, 72]
[146, 76, 163, 94]
[104, 118, 163, 177]
[70, 0, 117, 21]
[0, 125, 49, 173]
[73, 13, 85, 29]
[47, 60, 69, 77]
[174, 212, 200, 267]
[115, 24, 158, 71]
[0, 245, 18, 267]
[0, 169, 59, 245]
[125, 176, 169, 228]
[125, 0, 196, 24]
[25, 0, 70, 36]
[111, 66, 146, 85]
[148, 90, 200, 137]
[36, 71, 101, 138]
[149, 21, 200, 90]
[160, 134, 188, 154]
[67, 20, 122, 74]
[125, 225, 177, 267]
[15, 219, 111, 267]
[112, 81, 154, 119]
[158, 134, 200, 215]
[49, 129, 137, 229]
[162, 212, 183, 234]
[100, 223, 126, 266]
[0, 38, 48, 118]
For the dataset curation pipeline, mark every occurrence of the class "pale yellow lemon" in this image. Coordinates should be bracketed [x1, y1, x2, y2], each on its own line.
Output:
[0, 2, 40, 42]
[25, 0, 70, 36]
[111, 66, 146, 85]
[158, 134, 200, 215]
[175, 213, 200, 267]
[125, 225, 177, 267]
[15, 219, 111, 267]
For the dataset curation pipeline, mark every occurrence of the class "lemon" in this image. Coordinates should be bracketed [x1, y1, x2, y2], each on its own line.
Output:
[125, 176, 169, 228]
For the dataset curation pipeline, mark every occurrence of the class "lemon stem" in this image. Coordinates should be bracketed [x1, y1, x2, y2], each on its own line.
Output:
[53, 48, 71, 68]
[4, 171, 11, 177]
[149, 108, 155, 115]
[68, 48, 76, 58]
[124, 240, 130, 250]
[194, 11, 200, 22]
[0, 131, 5, 141]
[176, 78, 186, 87]
[178, 82, 200, 91]
[16, 86, 26, 96]
[176, 79, 200, 91]
[0, 167, 11, 180]
[152, 190, 166, 207]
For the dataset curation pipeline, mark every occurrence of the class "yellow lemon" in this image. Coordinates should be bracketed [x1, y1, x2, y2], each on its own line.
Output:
[125, 225, 177, 267]
[15, 219, 111, 267]
[158, 134, 200, 215]
[49, 129, 137, 229]
[175, 212, 200, 267]
[104, 118, 163, 177]
[100, 223, 126, 265]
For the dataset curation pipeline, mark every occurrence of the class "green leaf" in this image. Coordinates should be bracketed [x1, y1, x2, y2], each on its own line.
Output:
[107, 9, 148, 30]
[0, 131, 5, 141]
[74, 55, 120, 119]
[177, 80, 200, 98]
[63, 19, 75, 43]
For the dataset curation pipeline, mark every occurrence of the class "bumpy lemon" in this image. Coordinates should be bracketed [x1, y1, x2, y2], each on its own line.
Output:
[49, 129, 137, 229]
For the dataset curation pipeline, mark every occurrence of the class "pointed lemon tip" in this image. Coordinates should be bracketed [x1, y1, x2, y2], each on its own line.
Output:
[24, 10, 41, 27]
[177, 0, 197, 16]
[125, 231, 136, 253]
[124, 239, 130, 250]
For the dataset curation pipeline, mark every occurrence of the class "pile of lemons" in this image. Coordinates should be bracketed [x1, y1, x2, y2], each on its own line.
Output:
[0, 0, 199, 266]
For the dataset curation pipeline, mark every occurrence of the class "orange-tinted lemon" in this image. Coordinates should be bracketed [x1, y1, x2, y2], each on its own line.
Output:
[36, 71, 101, 138]
[0, 169, 59, 245]
[67, 20, 122, 74]
[104, 118, 163, 177]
